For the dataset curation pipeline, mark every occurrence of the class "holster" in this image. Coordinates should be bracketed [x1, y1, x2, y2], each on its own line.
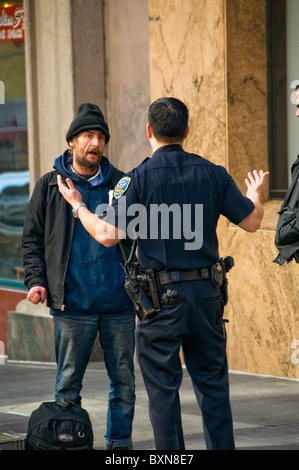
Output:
[123, 262, 161, 320]
[211, 256, 234, 305]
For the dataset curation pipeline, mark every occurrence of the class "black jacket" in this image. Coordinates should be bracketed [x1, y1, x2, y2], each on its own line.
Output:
[22, 159, 125, 311]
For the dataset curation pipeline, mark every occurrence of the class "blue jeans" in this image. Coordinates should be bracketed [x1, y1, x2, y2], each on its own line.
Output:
[52, 310, 136, 449]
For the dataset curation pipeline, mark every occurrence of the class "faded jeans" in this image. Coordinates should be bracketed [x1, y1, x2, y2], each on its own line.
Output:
[52, 310, 136, 449]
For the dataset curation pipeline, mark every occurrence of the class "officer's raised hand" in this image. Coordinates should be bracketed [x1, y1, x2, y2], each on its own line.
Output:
[238, 169, 269, 232]
[57, 175, 82, 209]
[245, 170, 269, 202]
[57, 174, 123, 246]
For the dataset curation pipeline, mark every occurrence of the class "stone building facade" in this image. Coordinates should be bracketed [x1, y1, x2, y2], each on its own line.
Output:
[0, 0, 298, 377]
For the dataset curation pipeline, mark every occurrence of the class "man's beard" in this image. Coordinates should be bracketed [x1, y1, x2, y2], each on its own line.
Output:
[74, 149, 102, 171]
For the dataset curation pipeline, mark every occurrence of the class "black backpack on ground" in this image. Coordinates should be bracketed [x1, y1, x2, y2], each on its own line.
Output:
[25, 401, 93, 450]
[273, 156, 299, 265]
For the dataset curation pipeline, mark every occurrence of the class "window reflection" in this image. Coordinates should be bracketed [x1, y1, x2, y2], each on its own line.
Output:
[0, 1, 27, 285]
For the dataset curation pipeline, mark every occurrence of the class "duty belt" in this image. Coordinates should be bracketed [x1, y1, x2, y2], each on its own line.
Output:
[158, 257, 234, 290]
[158, 268, 211, 285]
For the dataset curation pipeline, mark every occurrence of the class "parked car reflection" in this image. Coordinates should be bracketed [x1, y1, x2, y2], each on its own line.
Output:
[0, 99, 28, 282]
[0, 171, 29, 235]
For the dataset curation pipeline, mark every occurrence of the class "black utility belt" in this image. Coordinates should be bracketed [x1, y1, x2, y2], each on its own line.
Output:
[158, 268, 211, 285]
[122, 257, 234, 321]
[157, 257, 234, 289]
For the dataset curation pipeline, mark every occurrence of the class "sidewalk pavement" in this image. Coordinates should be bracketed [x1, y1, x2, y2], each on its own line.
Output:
[1, 360, 299, 451]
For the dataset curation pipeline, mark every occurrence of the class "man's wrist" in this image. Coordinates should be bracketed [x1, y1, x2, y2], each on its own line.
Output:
[246, 191, 260, 204]
[72, 202, 86, 218]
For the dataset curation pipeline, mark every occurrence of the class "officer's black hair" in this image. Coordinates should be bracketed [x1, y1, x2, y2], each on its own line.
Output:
[148, 97, 189, 143]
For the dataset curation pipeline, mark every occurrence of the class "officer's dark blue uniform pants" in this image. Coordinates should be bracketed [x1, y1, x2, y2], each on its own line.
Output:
[136, 279, 235, 450]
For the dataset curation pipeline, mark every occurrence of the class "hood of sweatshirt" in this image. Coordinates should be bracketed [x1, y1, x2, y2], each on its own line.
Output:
[52, 150, 131, 313]
[53, 150, 114, 187]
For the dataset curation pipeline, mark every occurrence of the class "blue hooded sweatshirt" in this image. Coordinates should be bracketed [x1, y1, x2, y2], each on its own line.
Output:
[53, 151, 132, 314]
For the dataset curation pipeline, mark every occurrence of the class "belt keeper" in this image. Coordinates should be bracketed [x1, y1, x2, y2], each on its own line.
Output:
[201, 268, 210, 279]
[171, 271, 180, 282]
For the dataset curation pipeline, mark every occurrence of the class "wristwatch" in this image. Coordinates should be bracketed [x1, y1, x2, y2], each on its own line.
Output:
[72, 202, 86, 218]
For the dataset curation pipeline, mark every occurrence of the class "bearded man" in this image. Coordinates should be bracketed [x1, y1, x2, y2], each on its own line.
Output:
[22, 104, 136, 450]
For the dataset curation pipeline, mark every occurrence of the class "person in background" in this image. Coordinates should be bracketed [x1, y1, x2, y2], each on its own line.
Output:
[273, 84, 299, 265]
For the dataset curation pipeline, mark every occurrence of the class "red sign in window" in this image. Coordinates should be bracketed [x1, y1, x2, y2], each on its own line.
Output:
[0, 5, 24, 41]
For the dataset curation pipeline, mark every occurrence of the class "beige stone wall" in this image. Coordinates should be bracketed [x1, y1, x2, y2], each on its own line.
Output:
[226, 0, 269, 192]
[225, 227, 298, 378]
[149, 0, 299, 378]
[149, 0, 227, 166]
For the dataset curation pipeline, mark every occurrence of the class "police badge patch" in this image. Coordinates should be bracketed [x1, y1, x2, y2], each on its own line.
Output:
[113, 176, 131, 199]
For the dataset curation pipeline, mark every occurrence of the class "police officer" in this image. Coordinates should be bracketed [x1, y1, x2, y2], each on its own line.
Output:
[58, 97, 269, 450]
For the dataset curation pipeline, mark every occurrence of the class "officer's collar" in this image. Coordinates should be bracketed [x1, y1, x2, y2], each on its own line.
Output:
[152, 144, 183, 157]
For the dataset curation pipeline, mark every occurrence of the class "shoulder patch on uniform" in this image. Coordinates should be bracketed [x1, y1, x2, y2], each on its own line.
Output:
[113, 176, 131, 199]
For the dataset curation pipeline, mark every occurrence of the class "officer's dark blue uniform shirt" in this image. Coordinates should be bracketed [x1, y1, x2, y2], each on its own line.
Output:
[105, 144, 254, 271]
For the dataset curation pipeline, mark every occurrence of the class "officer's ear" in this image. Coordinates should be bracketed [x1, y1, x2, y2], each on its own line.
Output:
[184, 125, 190, 140]
[147, 123, 153, 139]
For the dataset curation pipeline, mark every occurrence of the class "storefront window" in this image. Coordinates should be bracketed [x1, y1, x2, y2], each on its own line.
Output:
[0, 1, 28, 286]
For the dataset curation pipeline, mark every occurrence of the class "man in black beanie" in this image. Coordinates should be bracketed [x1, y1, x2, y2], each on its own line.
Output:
[22, 103, 136, 450]
[66, 103, 110, 144]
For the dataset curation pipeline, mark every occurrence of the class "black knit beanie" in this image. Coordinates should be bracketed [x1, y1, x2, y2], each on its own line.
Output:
[66, 103, 110, 144]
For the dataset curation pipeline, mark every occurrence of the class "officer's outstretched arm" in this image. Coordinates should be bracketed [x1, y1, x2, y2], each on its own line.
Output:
[238, 170, 269, 232]
[57, 175, 124, 246]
